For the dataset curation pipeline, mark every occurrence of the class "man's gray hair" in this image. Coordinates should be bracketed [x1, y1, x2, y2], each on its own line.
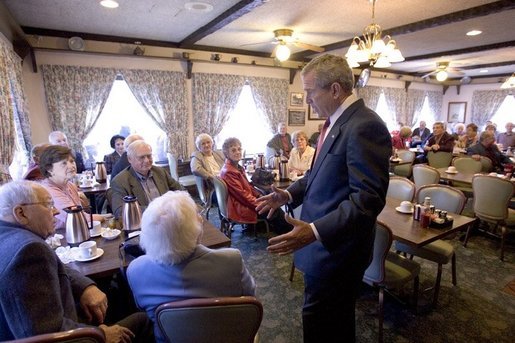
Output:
[139, 191, 201, 264]
[301, 54, 354, 93]
[127, 140, 151, 158]
[0, 181, 43, 219]
[124, 134, 144, 149]
[480, 130, 494, 142]
[195, 133, 214, 151]
[48, 131, 66, 144]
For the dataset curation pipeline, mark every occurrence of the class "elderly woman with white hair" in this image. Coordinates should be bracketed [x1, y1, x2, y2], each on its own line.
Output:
[190, 133, 225, 197]
[126, 190, 255, 343]
[288, 130, 315, 176]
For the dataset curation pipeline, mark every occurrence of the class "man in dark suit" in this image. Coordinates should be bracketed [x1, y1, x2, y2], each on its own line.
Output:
[257, 54, 391, 342]
[411, 120, 431, 147]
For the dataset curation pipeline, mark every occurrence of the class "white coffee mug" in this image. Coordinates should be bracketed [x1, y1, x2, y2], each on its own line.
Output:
[79, 241, 97, 259]
[400, 201, 413, 212]
[447, 166, 457, 172]
[90, 221, 102, 235]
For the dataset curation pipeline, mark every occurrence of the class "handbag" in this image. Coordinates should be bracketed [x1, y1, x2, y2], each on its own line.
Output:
[251, 168, 275, 186]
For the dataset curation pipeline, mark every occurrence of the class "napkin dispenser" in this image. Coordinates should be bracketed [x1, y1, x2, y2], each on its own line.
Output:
[122, 196, 142, 235]
[63, 205, 91, 245]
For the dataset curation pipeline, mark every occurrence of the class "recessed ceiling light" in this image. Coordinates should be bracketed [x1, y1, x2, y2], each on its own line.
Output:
[466, 30, 482, 36]
[100, 0, 119, 8]
[479, 69, 489, 73]
[184, 1, 214, 12]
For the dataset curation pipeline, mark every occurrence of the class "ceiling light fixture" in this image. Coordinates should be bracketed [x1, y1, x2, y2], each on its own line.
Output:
[345, 0, 404, 68]
[500, 73, 515, 89]
[184, 1, 214, 12]
[479, 69, 489, 73]
[100, 0, 119, 9]
[436, 70, 448, 82]
[466, 30, 482, 36]
[275, 43, 291, 62]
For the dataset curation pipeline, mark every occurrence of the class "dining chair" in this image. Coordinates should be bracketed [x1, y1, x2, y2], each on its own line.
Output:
[155, 296, 263, 343]
[451, 157, 482, 197]
[393, 150, 415, 178]
[363, 221, 420, 343]
[387, 176, 415, 202]
[195, 175, 213, 219]
[395, 185, 466, 307]
[412, 164, 440, 189]
[212, 176, 269, 238]
[167, 152, 196, 188]
[7, 327, 105, 343]
[427, 151, 453, 169]
[463, 175, 515, 261]
[479, 156, 493, 173]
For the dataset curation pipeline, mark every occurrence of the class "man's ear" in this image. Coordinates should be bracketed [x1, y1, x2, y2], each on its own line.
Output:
[12, 205, 29, 226]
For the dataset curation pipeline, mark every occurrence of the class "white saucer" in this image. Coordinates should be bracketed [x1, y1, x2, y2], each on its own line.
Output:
[395, 206, 414, 214]
[75, 248, 104, 262]
[445, 170, 458, 174]
[101, 229, 121, 240]
[89, 230, 102, 238]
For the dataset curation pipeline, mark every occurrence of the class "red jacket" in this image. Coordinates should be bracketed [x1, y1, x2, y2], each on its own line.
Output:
[220, 160, 260, 224]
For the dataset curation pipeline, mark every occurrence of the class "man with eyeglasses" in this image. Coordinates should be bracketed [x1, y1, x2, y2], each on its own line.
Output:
[0, 180, 153, 342]
[110, 140, 184, 219]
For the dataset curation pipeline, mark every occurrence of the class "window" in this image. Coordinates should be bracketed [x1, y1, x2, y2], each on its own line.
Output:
[215, 85, 273, 155]
[9, 81, 29, 180]
[82, 78, 167, 167]
[375, 92, 397, 133]
[490, 94, 514, 131]
[412, 96, 435, 130]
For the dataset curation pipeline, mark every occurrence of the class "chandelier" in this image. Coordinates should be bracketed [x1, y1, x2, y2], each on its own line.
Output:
[345, 0, 404, 68]
[500, 73, 515, 89]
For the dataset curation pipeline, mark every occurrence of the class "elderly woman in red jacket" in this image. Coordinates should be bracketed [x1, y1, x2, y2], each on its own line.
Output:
[219, 137, 292, 234]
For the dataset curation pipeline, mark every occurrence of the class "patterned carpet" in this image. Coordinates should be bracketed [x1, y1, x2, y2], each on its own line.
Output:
[206, 209, 515, 343]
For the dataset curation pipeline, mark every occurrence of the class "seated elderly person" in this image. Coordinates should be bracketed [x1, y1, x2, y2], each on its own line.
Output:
[190, 133, 225, 197]
[415, 122, 454, 164]
[451, 123, 466, 141]
[457, 123, 479, 148]
[127, 191, 255, 343]
[288, 130, 315, 176]
[391, 126, 412, 150]
[23, 143, 49, 181]
[110, 140, 183, 219]
[267, 122, 293, 159]
[103, 135, 125, 175]
[110, 134, 144, 180]
[497, 122, 514, 149]
[39, 145, 104, 229]
[468, 131, 513, 173]
[49, 131, 86, 173]
[309, 123, 324, 148]
[220, 137, 293, 234]
[0, 180, 152, 342]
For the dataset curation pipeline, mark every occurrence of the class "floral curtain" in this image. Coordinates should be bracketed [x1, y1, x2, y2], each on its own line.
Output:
[356, 86, 382, 111]
[471, 90, 510, 127]
[383, 87, 406, 126]
[248, 76, 289, 133]
[0, 39, 31, 183]
[122, 69, 189, 158]
[191, 73, 245, 141]
[41, 65, 116, 154]
[406, 89, 427, 127]
[426, 90, 443, 123]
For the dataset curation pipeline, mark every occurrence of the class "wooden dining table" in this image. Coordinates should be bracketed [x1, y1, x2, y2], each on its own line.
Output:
[63, 220, 231, 278]
[436, 168, 477, 186]
[79, 180, 110, 213]
[378, 197, 476, 248]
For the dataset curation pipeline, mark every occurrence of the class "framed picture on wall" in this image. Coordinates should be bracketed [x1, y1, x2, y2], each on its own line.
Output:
[288, 109, 306, 126]
[290, 92, 304, 107]
[447, 102, 467, 123]
[308, 105, 324, 120]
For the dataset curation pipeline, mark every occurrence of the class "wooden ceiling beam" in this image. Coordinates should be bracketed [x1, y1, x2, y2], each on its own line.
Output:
[290, 0, 515, 60]
[179, 0, 266, 47]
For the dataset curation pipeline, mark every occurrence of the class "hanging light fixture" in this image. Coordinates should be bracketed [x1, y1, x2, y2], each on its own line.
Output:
[345, 0, 404, 68]
[275, 43, 291, 62]
[500, 73, 515, 89]
[436, 70, 448, 82]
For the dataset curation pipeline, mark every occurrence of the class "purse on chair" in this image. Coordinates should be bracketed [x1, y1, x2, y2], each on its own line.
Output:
[251, 168, 275, 186]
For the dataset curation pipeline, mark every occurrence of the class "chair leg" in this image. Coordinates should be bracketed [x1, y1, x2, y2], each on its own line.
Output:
[463, 219, 478, 247]
[500, 225, 507, 261]
[432, 264, 443, 308]
[451, 253, 457, 286]
[413, 276, 419, 312]
[289, 262, 295, 282]
[378, 288, 384, 343]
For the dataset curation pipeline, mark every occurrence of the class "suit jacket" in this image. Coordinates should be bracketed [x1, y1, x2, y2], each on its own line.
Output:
[220, 160, 261, 223]
[425, 132, 455, 153]
[412, 127, 431, 143]
[74, 151, 86, 173]
[0, 220, 94, 340]
[110, 152, 129, 180]
[103, 151, 122, 174]
[190, 150, 225, 179]
[467, 142, 511, 171]
[110, 165, 184, 218]
[288, 98, 391, 280]
[127, 245, 255, 343]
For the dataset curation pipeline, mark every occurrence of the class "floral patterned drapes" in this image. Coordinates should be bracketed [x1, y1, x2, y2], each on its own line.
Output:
[426, 90, 443, 123]
[122, 69, 188, 158]
[356, 86, 382, 111]
[0, 38, 31, 184]
[406, 89, 428, 127]
[383, 87, 406, 126]
[41, 65, 117, 154]
[248, 76, 289, 134]
[191, 73, 245, 142]
[471, 90, 510, 127]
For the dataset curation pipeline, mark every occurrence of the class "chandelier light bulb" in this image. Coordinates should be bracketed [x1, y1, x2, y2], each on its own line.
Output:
[275, 44, 291, 62]
[373, 56, 391, 69]
[436, 70, 448, 82]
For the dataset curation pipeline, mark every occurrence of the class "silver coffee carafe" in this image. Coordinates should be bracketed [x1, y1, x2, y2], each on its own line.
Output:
[95, 162, 107, 183]
[63, 205, 91, 245]
[122, 196, 142, 234]
[256, 154, 265, 169]
[279, 161, 289, 181]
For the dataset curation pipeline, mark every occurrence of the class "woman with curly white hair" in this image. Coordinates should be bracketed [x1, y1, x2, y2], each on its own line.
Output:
[126, 190, 255, 343]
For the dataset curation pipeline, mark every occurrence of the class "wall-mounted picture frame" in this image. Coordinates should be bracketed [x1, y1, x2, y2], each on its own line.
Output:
[288, 109, 306, 126]
[290, 92, 304, 107]
[308, 105, 324, 120]
[447, 102, 467, 123]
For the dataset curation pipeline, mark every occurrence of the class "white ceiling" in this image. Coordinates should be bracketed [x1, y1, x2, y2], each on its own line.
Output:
[4, 0, 515, 81]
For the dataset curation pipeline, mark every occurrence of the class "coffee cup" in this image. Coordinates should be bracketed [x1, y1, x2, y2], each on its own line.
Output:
[446, 166, 457, 173]
[80, 178, 94, 188]
[400, 201, 413, 212]
[78, 241, 97, 259]
[90, 221, 102, 235]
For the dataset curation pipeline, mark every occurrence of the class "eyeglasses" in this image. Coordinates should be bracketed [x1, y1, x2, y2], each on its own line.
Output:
[19, 201, 56, 210]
